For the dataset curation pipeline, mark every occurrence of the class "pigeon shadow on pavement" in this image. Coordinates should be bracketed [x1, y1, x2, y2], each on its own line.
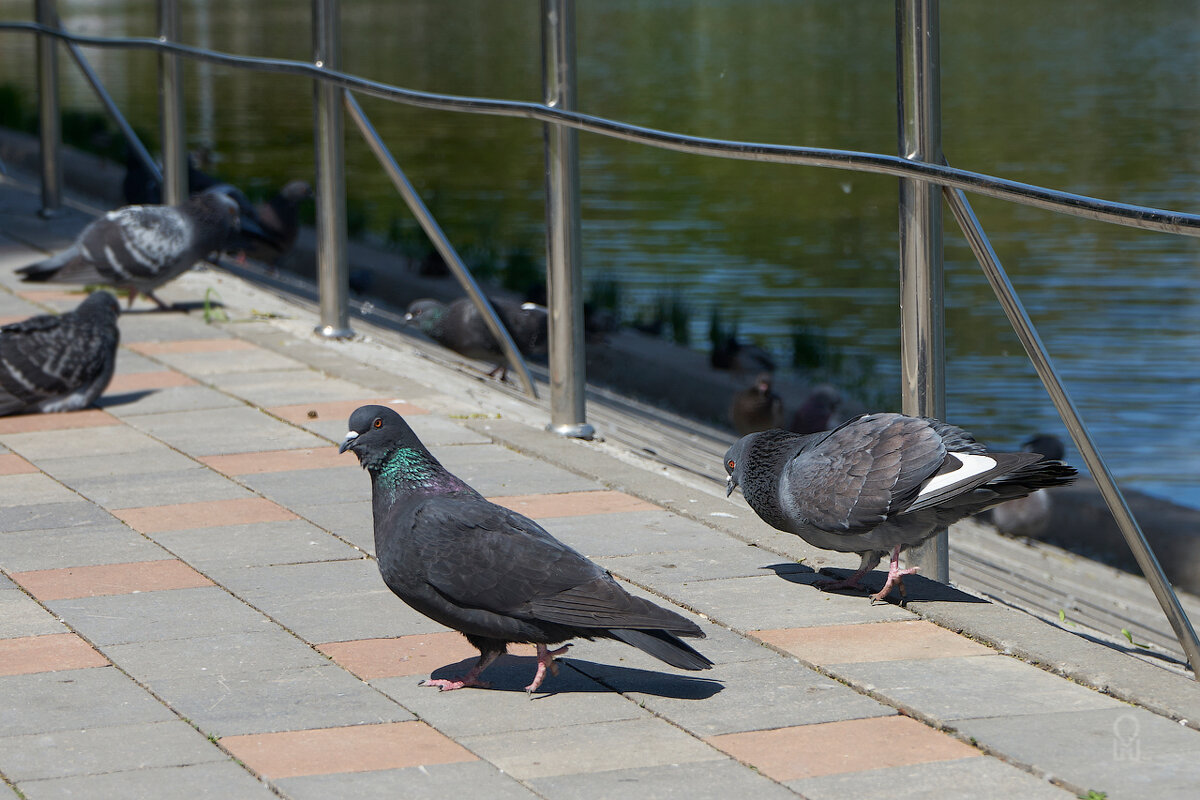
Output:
[762, 562, 988, 604]
[95, 390, 157, 408]
[427, 654, 724, 700]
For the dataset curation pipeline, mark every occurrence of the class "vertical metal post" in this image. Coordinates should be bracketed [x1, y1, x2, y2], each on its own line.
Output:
[541, 0, 593, 438]
[34, 0, 61, 216]
[897, 0, 948, 582]
[157, 0, 187, 205]
[312, 0, 353, 339]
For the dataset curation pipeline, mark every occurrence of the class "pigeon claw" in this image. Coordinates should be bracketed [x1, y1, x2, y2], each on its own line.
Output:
[420, 676, 491, 692]
[524, 643, 572, 697]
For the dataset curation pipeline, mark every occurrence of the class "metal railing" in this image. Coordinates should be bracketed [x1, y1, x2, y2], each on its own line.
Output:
[3, 0, 1198, 674]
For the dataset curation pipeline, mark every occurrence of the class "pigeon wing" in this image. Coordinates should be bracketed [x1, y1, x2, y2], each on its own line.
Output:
[0, 308, 116, 414]
[75, 206, 192, 284]
[780, 413, 949, 534]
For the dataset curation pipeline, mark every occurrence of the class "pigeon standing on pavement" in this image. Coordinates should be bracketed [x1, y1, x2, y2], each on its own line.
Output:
[17, 189, 240, 309]
[990, 433, 1067, 538]
[724, 413, 1077, 601]
[0, 291, 120, 416]
[729, 372, 784, 435]
[405, 297, 548, 378]
[340, 405, 713, 694]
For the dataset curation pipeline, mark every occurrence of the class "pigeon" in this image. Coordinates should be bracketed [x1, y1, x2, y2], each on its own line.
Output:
[405, 297, 548, 378]
[724, 412, 1077, 601]
[17, 189, 240, 310]
[0, 291, 120, 416]
[990, 434, 1067, 538]
[729, 372, 784, 435]
[231, 181, 313, 266]
[122, 148, 221, 206]
[789, 384, 842, 434]
[340, 404, 713, 694]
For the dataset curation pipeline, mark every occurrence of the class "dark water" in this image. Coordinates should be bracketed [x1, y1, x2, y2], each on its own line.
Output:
[1, 0, 1198, 507]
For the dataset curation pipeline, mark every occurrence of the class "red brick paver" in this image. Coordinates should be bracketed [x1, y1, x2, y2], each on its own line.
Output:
[0, 633, 110, 675]
[113, 497, 297, 533]
[106, 371, 198, 392]
[755, 620, 996, 665]
[0, 409, 119, 435]
[267, 399, 428, 427]
[0, 453, 39, 475]
[318, 632, 485, 680]
[11, 559, 214, 601]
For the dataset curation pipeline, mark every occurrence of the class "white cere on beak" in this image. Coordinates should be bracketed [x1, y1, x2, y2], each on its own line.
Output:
[343, 431, 359, 444]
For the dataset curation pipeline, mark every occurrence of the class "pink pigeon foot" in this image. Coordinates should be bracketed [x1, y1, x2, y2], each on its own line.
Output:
[420, 650, 500, 691]
[524, 643, 572, 696]
[813, 567, 871, 593]
[869, 546, 919, 603]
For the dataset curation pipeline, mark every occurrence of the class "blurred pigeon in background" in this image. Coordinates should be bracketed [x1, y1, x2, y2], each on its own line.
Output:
[17, 190, 240, 309]
[710, 334, 776, 374]
[231, 180, 313, 267]
[729, 372, 784, 435]
[990, 433, 1067, 538]
[405, 296, 548, 379]
[789, 384, 842, 434]
[340, 404, 713, 694]
[122, 148, 220, 206]
[0, 291, 119, 416]
[725, 412, 1077, 601]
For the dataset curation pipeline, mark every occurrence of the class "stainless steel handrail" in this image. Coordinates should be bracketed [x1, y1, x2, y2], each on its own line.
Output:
[4, 22, 1200, 238]
[343, 90, 538, 398]
[32, 2, 60, 214]
[156, 0, 185, 206]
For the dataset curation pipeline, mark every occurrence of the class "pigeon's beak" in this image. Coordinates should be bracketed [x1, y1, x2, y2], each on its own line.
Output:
[726, 475, 738, 497]
[338, 431, 359, 454]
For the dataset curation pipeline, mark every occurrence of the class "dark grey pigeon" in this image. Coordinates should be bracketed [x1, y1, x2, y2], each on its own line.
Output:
[230, 180, 313, 266]
[340, 405, 712, 694]
[17, 189, 240, 310]
[789, 384, 842, 435]
[724, 412, 1077, 601]
[729, 372, 784, 435]
[405, 297, 548, 378]
[0, 291, 120, 416]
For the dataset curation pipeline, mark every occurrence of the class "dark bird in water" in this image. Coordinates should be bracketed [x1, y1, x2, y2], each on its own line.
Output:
[789, 384, 842, 434]
[710, 335, 776, 374]
[725, 413, 1077, 601]
[990, 433, 1067, 538]
[404, 297, 548, 379]
[230, 180, 313, 267]
[729, 372, 784, 435]
[340, 405, 713, 694]
[17, 190, 240, 310]
[0, 291, 120, 416]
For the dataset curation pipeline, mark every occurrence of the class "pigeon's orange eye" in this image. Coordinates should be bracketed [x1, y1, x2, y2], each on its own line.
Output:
[373, 418, 382, 429]
[727, 459, 735, 469]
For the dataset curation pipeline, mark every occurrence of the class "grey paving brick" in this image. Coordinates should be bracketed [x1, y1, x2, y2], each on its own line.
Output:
[292, 500, 374, 553]
[579, 653, 894, 737]
[236, 466, 367, 509]
[100, 384, 246, 417]
[0, 474, 80, 507]
[111, 349, 163, 374]
[293, 411, 491, 448]
[0, 720, 227, 782]
[117, 313, 233, 343]
[0, 668, 174, 737]
[32, 446, 202, 481]
[436, 444, 603, 496]
[529, 758, 801, 800]
[151, 519, 363, 573]
[371, 656, 642, 738]
[1, 425, 161, 461]
[955, 706, 1200, 800]
[0, 501, 116, 532]
[216, 560, 441, 643]
[149, 346, 307, 376]
[0, 586, 66, 638]
[458, 717, 725, 781]
[124, 406, 326, 456]
[599, 543, 809, 587]
[0, 522, 169, 572]
[209, 369, 372, 407]
[275, 761, 539, 800]
[788, 755, 1075, 800]
[147, 665, 413, 737]
[542, 510, 735, 559]
[16, 760, 274, 799]
[102, 629, 331, 682]
[663, 574, 913, 631]
[832, 654, 1122, 722]
[47, 587, 278, 647]
[60, 467, 252, 509]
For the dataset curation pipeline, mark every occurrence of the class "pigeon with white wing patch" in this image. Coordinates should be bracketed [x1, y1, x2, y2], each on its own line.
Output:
[724, 412, 1076, 601]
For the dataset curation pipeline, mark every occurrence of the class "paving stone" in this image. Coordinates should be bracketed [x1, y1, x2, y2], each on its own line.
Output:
[151, 519, 362, 573]
[954, 706, 1200, 800]
[788, 755, 1075, 799]
[292, 499, 374, 553]
[103, 629, 330, 682]
[832, 654, 1123, 721]
[436, 444, 603, 496]
[0, 501, 116, 532]
[0, 424, 160, 461]
[0, 474, 80, 507]
[209, 370, 375, 407]
[45, 586, 278, 646]
[149, 665, 413, 737]
[118, 315, 235, 343]
[275, 760, 539, 800]
[33, 446, 203, 481]
[599, 542, 809, 587]
[105, 370, 197, 393]
[755, 619, 997, 665]
[0, 522, 170, 573]
[460, 717, 725, 781]
[0, 720, 228, 782]
[0, 633, 110, 675]
[59, 467, 252, 509]
[0, 587, 65, 638]
[0, 453, 37, 474]
[541, 510, 736, 559]
[101, 384, 246, 417]
[199, 447, 357, 475]
[124, 406, 326, 457]
[0, 667, 174, 737]
[142, 344, 308, 375]
[114, 497, 296, 533]
[666, 574, 914, 631]
[578, 654, 894, 737]
[0, 409, 118, 435]
[16, 761, 275, 799]
[236, 466, 367, 509]
[111, 349, 168, 374]
[14, 559, 213, 601]
[492, 490, 658, 519]
[529, 758, 800, 800]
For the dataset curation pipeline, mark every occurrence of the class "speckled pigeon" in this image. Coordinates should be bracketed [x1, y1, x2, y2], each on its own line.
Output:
[0, 291, 120, 416]
[724, 412, 1077, 601]
[404, 297, 548, 378]
[340, 405, 712, 694]
[17, 189, 240, 309]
